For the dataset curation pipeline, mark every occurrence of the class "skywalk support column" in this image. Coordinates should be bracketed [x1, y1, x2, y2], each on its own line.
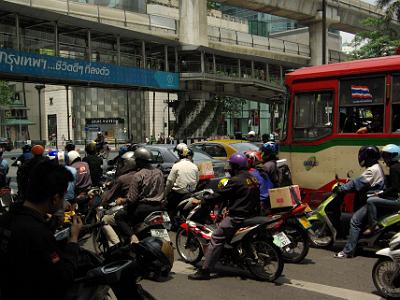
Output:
[309, 5, 339, 66]
[179, 0, 208, 46]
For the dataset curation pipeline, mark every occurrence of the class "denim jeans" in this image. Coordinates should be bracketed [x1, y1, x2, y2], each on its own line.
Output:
[367, 196, 400, 227]
[343, 205, 367, 255]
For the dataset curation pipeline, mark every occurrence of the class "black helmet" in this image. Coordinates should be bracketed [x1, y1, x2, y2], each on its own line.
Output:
[22, 144, 32, 153]
[65, 142, 75, 152]
[134, 147, 153, 164]
[135, 237, 174, 278]
[117, 151, 137, 176]
[358, 145, 380, 167]
[85, 142, 97, 155]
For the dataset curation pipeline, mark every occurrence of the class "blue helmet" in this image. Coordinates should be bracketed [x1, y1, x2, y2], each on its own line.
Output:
[47, 150, 58, 160]
[382, 144, 400, 164]
[261, 141, 279, 157]
[119, 145, 129, 157]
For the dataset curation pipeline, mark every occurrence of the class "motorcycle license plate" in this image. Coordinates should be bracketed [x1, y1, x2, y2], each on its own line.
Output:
[150, 229, 170, 241]
[298, 217, 312, 229]
[273, 232, 291, 248]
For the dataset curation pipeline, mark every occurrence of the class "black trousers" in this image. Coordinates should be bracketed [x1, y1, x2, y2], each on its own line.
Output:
[115, 202, 164, 239]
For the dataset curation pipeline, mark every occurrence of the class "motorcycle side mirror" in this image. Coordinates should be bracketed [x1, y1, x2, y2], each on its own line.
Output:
[335, 174, 339, 181]
[346, 171, 353, 179]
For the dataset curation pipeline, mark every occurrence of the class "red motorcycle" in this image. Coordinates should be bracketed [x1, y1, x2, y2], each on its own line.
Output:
[266, 202, 312, 263]
[175, 200, 284, 282]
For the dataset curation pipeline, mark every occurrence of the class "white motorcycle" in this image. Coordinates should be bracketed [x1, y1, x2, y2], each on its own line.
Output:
[373, 232, 400, 299]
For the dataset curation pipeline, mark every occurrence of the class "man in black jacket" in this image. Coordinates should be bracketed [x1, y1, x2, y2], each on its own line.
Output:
[83, 142, 103, 187]
[364, 144, 400, 234]
[188, 153, 259, 280]
[0, 161, 82, 300]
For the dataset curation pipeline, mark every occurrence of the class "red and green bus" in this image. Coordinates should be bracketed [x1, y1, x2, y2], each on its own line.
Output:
[280, 55, 400, 210]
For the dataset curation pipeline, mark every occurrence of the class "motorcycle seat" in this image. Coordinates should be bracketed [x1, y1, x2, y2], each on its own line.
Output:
[242, 215, 281, 227]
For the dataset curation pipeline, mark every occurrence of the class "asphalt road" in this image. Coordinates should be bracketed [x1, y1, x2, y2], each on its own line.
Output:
[142, 245, 382, 300]
[2, 150, 384, 300]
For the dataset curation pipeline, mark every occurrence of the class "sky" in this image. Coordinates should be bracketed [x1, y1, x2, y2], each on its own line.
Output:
[340, 0, 376, 45]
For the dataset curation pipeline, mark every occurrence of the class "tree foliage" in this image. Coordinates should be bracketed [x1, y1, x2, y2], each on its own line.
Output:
[207, 1, 220, 10]
[349, 17, 400, 59]
[0, 81, 13, 106]
[377, 0, 400, 21]
[215, 96, 246, 116]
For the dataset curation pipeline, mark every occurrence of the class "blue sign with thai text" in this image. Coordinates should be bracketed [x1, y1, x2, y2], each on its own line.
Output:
[0, 48, 180, 90]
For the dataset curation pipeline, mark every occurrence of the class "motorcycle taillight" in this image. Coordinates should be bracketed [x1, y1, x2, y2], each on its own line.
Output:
[266, 218, 284, 230]
[149, 216, 164, 225]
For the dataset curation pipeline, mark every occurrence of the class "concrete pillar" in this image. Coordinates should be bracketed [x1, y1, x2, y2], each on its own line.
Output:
[309, 7, 339, 66]
[179, 0, 208, 46]
[309, 21, 327, 66]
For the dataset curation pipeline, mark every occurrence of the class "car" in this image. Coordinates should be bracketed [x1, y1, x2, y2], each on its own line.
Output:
[143, 144, 227, 184]
[190, 139, 260, 160]
[0, 137, 13, 151]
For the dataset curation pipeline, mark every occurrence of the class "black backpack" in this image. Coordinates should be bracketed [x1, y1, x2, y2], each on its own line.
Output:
[277, 163, 293, 187]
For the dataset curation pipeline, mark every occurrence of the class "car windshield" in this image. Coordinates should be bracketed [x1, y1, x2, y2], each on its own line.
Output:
[230, 142, 259, 152]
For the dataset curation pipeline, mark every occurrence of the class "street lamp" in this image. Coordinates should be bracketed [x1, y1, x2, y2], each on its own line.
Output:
[35, 84, 45, 141]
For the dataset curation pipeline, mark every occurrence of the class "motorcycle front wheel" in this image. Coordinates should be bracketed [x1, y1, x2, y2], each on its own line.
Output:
[176, 228, 203, 264]
[247, 240, 284, 282]
[281, 224, 310, 263]
[372, 257, 400, 299]
[308, 219, 333, 248]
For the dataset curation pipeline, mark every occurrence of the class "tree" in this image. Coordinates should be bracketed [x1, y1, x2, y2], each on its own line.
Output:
[377, 0, 400, 22]
[349, 17, 400, 59]
[207, 1, 220, 10]
[0, 81, 13, 106]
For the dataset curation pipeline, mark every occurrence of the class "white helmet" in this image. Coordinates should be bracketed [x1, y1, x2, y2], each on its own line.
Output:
[176, 143, 188, 152]
[248, 131, 256, 137]
[67, 150, 80, 164]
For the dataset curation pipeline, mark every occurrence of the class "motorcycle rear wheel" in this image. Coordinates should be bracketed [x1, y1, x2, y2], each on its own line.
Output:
[372, 257, 400, 299]
[247, 240, 284, 282]
[176, 228, 203, 264]
[308, 220, 333, 248]
[281, 224, 310, 263]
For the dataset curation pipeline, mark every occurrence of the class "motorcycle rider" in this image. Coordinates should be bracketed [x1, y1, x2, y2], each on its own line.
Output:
[188, 153, 260, 280]
[334, 145, 385, 258]
[165, 144, 199, 218]
[245, 151, 274, 211]
[100, 151, 138, 247]
[68, 150, 92, 195]
[17, 144, 47, 200]
[95, 131, 106, 152]
[65, 142, 75, 153]
[114, 147, 165, 243]
[364, 144, 400, 235]
[0, 160, 82, 300]
[83, 142, 103, 187]
[260, 141, 280, 189]
[12, 144, 33, 167]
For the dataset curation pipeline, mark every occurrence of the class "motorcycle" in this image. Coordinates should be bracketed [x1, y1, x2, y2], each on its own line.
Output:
[175, 201, 284, 282]
[92, 202, 171, 257]
[266, 202, 312, 263]
[56, 224, 167, 300]
[307, 181, 400, 250]
[372, 231, 400, 299]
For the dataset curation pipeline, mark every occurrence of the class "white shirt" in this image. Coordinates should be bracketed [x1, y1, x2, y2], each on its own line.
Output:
[166, 158, 199, 194]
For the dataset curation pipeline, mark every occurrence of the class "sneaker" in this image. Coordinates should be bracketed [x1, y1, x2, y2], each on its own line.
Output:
[334, 251, 350, 259]
[188, 269, 211, 280]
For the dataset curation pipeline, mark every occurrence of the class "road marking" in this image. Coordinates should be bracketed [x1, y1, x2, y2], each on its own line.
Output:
[277, 278, 382, 300]
[172, 261, 382, 300]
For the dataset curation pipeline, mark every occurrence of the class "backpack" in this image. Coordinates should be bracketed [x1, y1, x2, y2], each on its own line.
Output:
[276, 160, 293, 187]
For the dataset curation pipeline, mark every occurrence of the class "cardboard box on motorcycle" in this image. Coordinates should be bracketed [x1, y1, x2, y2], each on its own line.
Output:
[269, 185, 301, 209]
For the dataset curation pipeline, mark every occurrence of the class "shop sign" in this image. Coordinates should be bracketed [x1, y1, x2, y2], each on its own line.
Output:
[0, 48, 180, 90]
[86, 118, 124, 125]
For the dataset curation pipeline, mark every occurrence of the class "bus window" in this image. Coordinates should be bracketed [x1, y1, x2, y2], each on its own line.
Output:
[293, 92, 333, 140]
[339, 76, 385, 133]
[392, 75, 400, 133]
